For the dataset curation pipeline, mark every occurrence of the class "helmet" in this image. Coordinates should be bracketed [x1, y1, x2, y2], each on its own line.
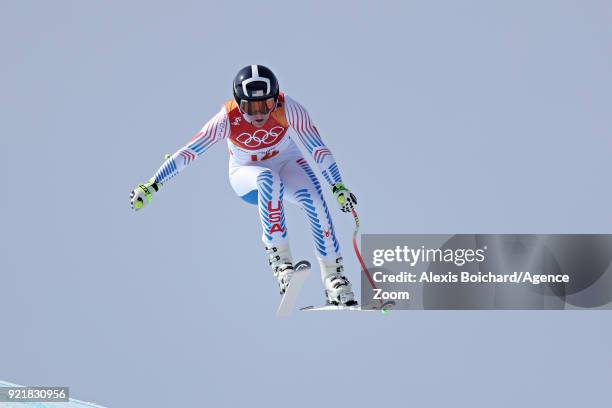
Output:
[233, 64, 279, 115]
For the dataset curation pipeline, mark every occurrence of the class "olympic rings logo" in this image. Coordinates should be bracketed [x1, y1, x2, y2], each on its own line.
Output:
[235, 126, 285, 148]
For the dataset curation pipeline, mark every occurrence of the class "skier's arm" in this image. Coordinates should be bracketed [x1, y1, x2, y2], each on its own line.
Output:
[284, 95, 344, 186]
[284, 95, 357, 212]
[130, 108, 229, 210]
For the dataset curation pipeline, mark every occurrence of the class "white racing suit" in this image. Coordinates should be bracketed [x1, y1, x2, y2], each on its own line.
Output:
[151, 92, 345, 265]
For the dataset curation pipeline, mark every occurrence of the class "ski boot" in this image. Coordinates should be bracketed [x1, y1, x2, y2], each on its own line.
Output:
[265, 245, 294, 295]
[319, 257, 358, 306]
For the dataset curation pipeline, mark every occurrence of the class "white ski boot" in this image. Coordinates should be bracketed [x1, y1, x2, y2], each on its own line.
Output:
[266, 245, 294, 295]
[319, 257, 357, 306]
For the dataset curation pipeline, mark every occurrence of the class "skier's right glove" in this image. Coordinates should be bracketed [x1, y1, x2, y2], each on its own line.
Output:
[332, 182, 357, 213]
[130, 179, 161, 211]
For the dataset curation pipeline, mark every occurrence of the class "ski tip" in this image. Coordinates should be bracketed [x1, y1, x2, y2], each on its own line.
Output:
[380, 300, 396, 314]
[383, 300, 396, 308]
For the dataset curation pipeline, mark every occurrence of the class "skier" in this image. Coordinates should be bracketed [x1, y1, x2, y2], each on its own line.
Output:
[130, 65, 358, 306]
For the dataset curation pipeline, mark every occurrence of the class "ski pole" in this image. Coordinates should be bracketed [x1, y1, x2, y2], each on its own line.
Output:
[351, 209, 384, 306]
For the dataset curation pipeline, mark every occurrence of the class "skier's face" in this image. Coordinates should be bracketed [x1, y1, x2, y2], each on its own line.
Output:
[240, 98, 275, 127]
[247, 112, 271, 127]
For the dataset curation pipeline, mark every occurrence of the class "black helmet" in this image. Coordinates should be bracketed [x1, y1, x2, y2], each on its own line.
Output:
[233, 64, 279, 104]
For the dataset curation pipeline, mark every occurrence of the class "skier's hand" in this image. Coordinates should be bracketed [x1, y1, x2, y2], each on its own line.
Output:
[332, 182, 357, 213]
[130, 179, 160, 211]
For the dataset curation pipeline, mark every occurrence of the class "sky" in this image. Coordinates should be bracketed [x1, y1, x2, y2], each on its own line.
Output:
[1, 1, 611, 407]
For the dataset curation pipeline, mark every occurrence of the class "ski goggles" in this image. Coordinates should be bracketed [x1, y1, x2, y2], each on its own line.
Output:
[239, 97, 276, 115]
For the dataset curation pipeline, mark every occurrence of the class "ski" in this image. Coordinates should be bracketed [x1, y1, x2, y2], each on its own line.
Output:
[300, 300, 396, 313]
[300, 304, 368, 312]
[276, 260, 311, 318]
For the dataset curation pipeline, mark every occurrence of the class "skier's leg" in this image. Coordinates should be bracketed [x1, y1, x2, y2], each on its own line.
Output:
[229, 165, 294, 293]
[281, 157, 356, 305]
[281, 157, 340, 261]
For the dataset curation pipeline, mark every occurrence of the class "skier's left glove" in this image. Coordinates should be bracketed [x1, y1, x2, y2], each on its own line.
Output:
[332, 182, 357, 213]
[130, 179, 161, 211]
